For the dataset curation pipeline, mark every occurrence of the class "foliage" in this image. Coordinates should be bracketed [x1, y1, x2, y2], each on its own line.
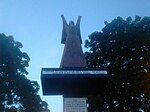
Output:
[85, 16, 150, 112]
[0, 33, 50, 112]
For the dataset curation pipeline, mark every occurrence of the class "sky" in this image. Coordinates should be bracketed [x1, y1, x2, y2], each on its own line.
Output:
[0, 0, 150, 112]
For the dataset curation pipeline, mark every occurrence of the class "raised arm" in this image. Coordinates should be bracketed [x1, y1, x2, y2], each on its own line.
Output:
[76, 16, 82, 44]
[61, 15, 68, 44]
[61, 15, 68, 26]
[76, 16, 81, 27]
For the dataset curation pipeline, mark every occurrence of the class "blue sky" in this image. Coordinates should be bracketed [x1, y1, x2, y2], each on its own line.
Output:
[0, 0, 150, 112]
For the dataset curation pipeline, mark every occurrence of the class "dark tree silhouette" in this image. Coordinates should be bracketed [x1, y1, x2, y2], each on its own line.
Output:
[85, 16, 150, 112]
[0, 33, 50, 112]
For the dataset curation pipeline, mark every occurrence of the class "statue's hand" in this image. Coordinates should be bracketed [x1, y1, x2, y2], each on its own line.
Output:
[61, 15, 64, 18]
[79, 16, 82, 19]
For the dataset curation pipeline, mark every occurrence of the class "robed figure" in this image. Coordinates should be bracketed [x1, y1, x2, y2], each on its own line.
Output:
[60, 15, 87, 68]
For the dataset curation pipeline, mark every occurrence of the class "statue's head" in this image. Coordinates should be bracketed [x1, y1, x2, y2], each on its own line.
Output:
[69, 21, 75, 26]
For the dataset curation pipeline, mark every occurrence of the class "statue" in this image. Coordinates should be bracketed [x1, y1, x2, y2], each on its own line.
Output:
[61, 15, 82, 44]
[60, 15, 87, 68]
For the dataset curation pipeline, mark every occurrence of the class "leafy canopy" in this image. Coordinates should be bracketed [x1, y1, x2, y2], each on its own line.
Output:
[0, 33, 50, 112]
[85, 16, 150, 112]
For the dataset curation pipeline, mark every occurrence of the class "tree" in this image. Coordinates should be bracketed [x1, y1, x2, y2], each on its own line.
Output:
[85, 16, 150, 112]
[0, 33, 50, 112]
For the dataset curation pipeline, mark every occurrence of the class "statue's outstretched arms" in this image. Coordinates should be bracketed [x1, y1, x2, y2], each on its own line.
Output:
[61, 15, 68, 27]
[76, 16, 81, 27]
